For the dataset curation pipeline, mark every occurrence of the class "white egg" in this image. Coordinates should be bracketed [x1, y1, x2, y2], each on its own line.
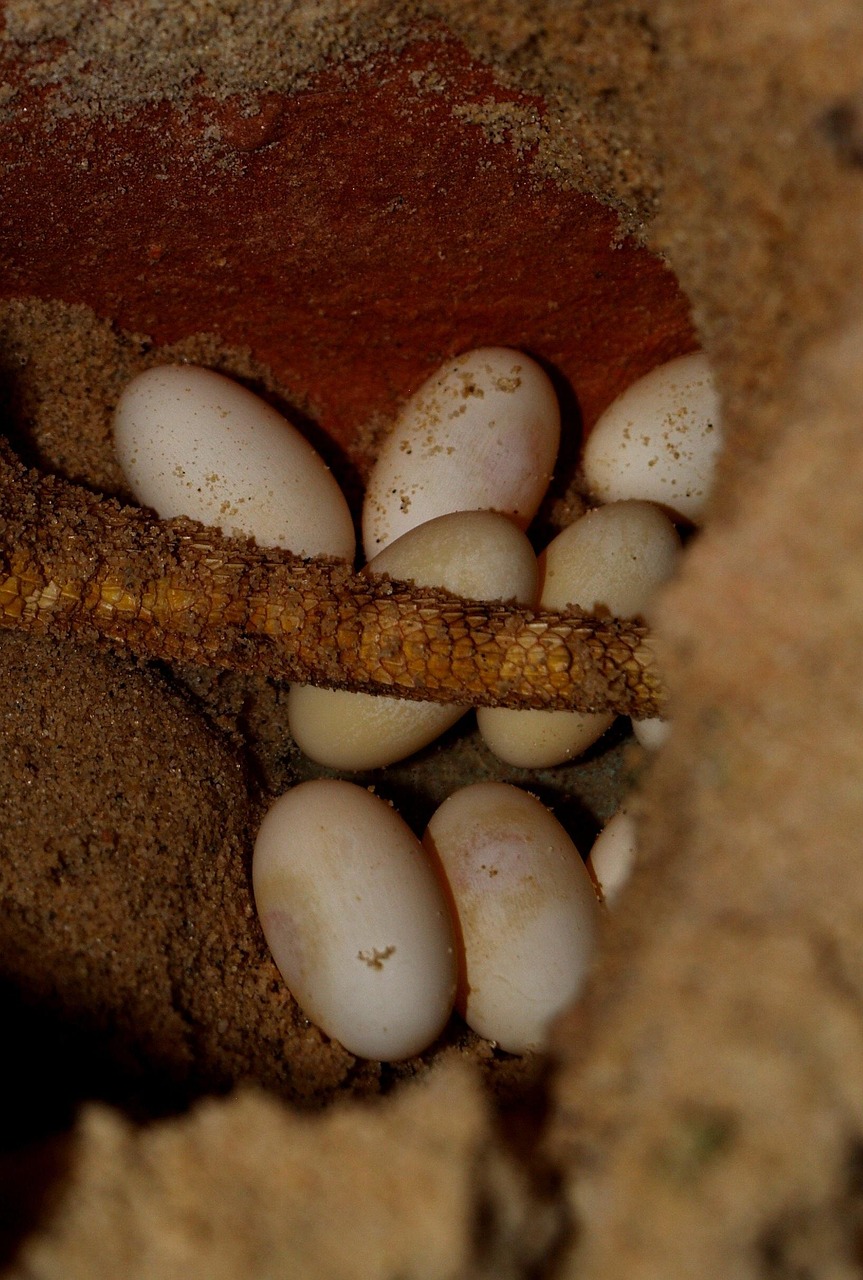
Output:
[536, 500, 682, 615]
[478, 704, 610, 770]
[581, 351, 721, 522]
[423, 782, 600, 1054]
[113, 364, 356, 559]
[362, 348, 560, 557]
[587, 809, 637, 906]
[632, 716, 672, 749]
[252, 780, 457, 1061]
[367, 508, 539, 599]
[288, 511, 538, 770]
[478, 500, 681, 767]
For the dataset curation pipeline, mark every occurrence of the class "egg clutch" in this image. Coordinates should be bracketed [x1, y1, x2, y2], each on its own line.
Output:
[112, 347, 721, 1061]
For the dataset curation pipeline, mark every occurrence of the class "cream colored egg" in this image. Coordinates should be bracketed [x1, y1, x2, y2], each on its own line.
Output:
[478, 500, 681, 767]
[288, 686, 462, 772]
[289, 511, 539, 769]
[477, 705, 609, 770]
[538, 499, 682, 615]
[582, 351, 721, 522]
[362, 348, 560, 557]
[632, 716, 672, 749]
[587, 809, 637, 906]
[113, 364, 356, 558]
[423, 782, 600, 1054]
[252, 780, 457, 1061]
[367, 508, 539, 598]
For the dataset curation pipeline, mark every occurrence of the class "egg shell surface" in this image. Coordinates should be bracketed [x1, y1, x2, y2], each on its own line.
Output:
[289, 511, 539, 770]
[253, 780, 457, 1061]
[632, 716, 672, 750]
[476, 704, 613, 770]
[113, 364, 356, 558]
[587, 808, 637, 906]
[362, 347, 560, 556]
[581, 350, 721, 522]
[478, 500, 681, 767]
[423, 782, 600, 1054]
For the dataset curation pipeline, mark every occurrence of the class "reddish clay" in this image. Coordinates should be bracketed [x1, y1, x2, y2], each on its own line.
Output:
[0, 34, 695, 453]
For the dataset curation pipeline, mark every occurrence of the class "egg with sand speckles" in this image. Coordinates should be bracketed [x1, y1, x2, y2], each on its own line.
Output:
[253, 779, 457, 1061]
[423, 782, 600, 1054]
[113, 364, 355, 558]
[582, 350, 721, 522]
[362, 347, 560, 556]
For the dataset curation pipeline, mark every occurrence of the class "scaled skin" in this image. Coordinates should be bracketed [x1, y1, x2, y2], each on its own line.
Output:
[0, 445, 664, 717]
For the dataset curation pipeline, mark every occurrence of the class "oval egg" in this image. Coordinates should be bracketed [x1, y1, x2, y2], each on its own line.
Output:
[113, 364, 356, 558]
[362, 347, 560, 557]
[423, 782, 600, 1054]
[253, 780, 457, 1061]
[478, 500, 681, 767]
[587, 808, 637, 907]
[632, 716, 672, 750]
[288, 511, 538, 770]
[581, 350, 721, 522]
